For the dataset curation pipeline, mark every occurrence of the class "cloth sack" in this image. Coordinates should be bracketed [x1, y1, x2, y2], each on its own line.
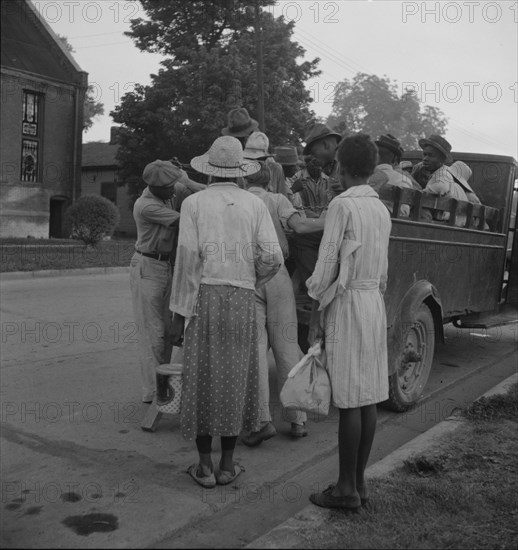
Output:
[280, 340, 331, 417]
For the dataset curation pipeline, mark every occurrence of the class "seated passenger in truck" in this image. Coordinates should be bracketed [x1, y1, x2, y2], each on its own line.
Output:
[419, 135, 469, 225]
[368, 134, 417, 217]
[446, 161, 482, 204]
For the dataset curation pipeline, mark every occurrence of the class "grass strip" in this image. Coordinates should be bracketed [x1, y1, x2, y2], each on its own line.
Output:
[300, 383, 518, 549]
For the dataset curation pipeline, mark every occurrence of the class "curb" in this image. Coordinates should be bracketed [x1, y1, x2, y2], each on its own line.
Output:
[247, 372, 518, 549]
[0, 266, 130, 281]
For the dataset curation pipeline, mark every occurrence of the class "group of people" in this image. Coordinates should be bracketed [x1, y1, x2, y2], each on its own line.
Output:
[129, 107, 478, 510]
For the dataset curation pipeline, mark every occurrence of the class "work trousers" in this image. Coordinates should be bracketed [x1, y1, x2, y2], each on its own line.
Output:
[129, 253, 173, 398]
[255, 265, 306, 425]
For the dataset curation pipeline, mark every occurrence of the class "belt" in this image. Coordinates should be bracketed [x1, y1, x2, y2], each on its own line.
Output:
[136, 250, 170, 262]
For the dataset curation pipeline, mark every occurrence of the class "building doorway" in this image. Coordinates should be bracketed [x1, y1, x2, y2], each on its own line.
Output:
[49, 196, 69, 238]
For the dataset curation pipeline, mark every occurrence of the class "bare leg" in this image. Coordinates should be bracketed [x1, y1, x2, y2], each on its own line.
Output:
[332, 407, 361, 499]
[356, 404, 377, 499]
[195, 435, 213, 475]
[220, 436, 237, 472]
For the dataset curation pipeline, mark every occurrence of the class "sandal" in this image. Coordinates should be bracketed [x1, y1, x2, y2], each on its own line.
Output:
[215, 463, 244, 485]
[187, 464, 216, 489]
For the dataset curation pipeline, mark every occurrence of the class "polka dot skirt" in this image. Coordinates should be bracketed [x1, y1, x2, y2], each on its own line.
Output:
[180, 284, 261, 440]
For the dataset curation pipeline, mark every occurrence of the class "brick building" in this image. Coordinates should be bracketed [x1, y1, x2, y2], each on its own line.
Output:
[0, 0, 88, 238]
[82, 128, 137, 238]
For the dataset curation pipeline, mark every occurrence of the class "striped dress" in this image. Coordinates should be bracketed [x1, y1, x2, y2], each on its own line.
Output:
[307, 185, 391, 408]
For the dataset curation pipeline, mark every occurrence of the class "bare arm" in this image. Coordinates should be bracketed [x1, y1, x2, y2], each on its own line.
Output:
[287, 212, 325, 234]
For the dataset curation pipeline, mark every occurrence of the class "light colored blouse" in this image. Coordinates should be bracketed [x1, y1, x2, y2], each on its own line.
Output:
[170, 182, 283, 318]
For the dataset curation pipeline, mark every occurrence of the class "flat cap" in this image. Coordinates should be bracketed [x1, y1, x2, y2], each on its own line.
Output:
[143, 160, 184, 187]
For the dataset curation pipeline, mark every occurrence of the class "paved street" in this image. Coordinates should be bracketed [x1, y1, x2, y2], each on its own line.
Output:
[1, 272, 516, 548]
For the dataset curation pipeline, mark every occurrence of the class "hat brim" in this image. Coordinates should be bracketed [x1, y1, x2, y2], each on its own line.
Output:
[446, 167, 474, 193]
[303, 132, 342, 155]
[243, 150, 273, 159]
[419, 138, 453, 163]
[221, 119, 259, 138]
[191, 154, 260, 178]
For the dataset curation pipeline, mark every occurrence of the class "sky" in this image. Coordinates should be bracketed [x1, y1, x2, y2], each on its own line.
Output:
[33, 0, 518, 158]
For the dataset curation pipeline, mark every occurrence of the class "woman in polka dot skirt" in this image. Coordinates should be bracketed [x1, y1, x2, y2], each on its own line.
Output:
[170, 136, 283, 488]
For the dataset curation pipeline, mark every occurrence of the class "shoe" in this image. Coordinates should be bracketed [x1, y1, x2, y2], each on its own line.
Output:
[187, 464, 216, 489]
[215, 463, 244, 485]
[290, 422, 308, 438]
[241, 422, 277, 447]
[309, 485, 361, 510]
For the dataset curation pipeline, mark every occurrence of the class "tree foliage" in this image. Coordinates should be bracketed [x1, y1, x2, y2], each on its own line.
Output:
[326, 73, 448, 150]
[111, 0, 320, 200]
[57, 35, 105, 131]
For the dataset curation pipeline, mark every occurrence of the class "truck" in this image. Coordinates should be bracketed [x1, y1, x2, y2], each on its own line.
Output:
[295, 151, 518, 411]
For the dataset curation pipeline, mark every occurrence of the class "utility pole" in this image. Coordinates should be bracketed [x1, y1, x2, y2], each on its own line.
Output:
[254, 1, 265, 132]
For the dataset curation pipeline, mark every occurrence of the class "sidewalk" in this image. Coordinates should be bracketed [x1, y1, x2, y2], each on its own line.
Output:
[247, 372, 518, 549]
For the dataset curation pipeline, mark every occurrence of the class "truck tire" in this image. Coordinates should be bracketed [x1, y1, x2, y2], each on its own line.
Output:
[386, 303, 435, 411]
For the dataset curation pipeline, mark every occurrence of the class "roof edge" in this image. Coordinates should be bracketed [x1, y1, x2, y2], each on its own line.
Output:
[25, 0, 87, 77]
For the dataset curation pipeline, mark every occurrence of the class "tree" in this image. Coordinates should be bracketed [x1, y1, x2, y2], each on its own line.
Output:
[111, 1, 320, 200]
[326, 73, 448, 150]
[57, 35, 105, 132]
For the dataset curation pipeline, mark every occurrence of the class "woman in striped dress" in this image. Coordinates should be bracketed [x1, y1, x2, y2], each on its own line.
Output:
[307, 133, 392, 509]
[170, 136, 282, 488]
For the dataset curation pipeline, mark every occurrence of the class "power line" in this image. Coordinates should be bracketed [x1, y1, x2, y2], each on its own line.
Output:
[74, 41, 133, 49]
[69, 31, 124, 39]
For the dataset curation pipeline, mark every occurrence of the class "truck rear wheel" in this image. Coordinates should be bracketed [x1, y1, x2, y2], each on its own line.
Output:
[386, 303, 435, 411]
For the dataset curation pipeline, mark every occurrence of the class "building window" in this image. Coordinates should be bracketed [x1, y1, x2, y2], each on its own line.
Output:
[21, 91, 42, 182]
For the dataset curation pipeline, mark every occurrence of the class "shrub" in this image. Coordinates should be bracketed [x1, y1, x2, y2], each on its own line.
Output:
[64, 195, 120, 246]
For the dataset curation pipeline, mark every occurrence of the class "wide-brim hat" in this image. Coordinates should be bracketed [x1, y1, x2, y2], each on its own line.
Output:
[191, 136, 261, 178]
[221, 107, 259, 138]
[243, 131, 273, 159]
[375, 133, 404, 157]
[303, 123, 342, 155]
[419, 134, 453, 163]
[399, 160, 413, 171]
[274, 146, 299, 166]
[143, 160, 184, 187]
[446, 161, 474, 193]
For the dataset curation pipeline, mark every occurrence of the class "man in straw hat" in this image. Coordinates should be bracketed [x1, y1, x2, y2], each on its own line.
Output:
[242, 131, 289, 198]
[368, 133, 417, 217]
[446, 160, 481, 204]
[242, 164, 326, 446]
[170, 136, 283, 488]
[130, 160, 205, 403]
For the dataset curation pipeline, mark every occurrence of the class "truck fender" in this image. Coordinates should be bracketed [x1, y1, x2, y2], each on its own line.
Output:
[387, 280, 444, 375]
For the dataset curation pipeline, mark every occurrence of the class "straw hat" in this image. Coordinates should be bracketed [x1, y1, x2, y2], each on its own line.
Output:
[191, 136, 260, 178]
[446, 161, 474, 193]
[221, 108, 259, 137]
[243, 132, 273, 159]
[143, 160, 185, 187]
[418, 135, 453, 163]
